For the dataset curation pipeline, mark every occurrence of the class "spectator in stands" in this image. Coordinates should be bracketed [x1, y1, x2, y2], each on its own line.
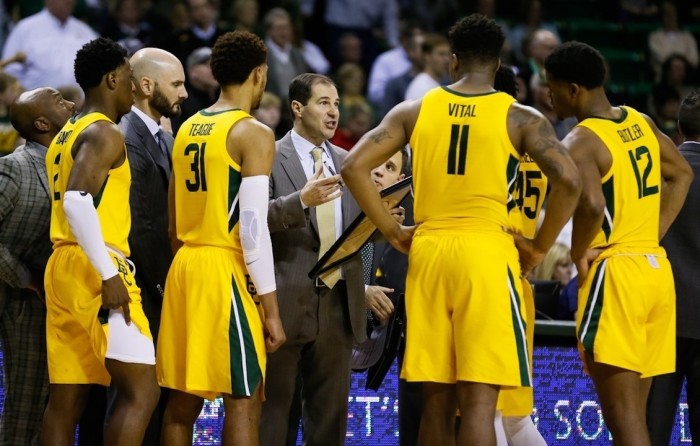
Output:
[405, 0, 465, 35]
[380, 31, 424, 117]
[226, 0, 260, 34]
[167, 0, 225, 65]
[534, 243, 573, 287]
[330, 102, 373, 150]
[648, 1, 698, 82]
[335, 62, 371, 114]
[476, 0, 513, 63]
[651, 83, 682, 144]
[404, 33, 450, 101]
[367, 20, 423, 106]
[530, 71, 577, 140]
[263, 7, 308, 134]
[317, 0, 400, 74]
[292, 19, 330, 75]
[0, 72, 21, 156]
[508, 0, 559, 65]
[1, 0, 98, 91]
[337, 32, 364, 70]
[102, 0, 157, 55]
[252, 91, 284, 139]
[655, 53, 696, 101]
[517, 28, 560, 106]
[171, 47, 218, 134]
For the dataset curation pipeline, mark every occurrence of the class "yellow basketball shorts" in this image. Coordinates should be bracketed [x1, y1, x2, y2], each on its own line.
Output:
[497, 277, 535, 416]
[44, 244, 152, 385]
[401, 229, 530, 387]
[576, 246, 675, 378]
[157, 245, 266, 400]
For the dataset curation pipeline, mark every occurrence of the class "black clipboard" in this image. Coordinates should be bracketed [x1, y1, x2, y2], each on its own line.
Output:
[308, 176, 413, 279]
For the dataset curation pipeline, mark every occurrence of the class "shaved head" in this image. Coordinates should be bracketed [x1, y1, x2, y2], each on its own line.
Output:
[10, 87, 74, 143]
[130, 47, 183, 82]
[130, 48, 188, 119]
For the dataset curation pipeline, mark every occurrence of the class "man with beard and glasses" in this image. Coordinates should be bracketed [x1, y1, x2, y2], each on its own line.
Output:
[117, 47, 187, 445]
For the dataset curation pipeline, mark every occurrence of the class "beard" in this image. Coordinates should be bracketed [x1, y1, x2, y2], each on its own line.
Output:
[151, 86, 182, 119]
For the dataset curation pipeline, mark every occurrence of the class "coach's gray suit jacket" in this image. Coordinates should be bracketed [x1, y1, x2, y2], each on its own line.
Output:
[268, 132, 366, 344]
[120, 110, 173, 339]
[0, 141, 53, 445]
[262, 131, 366, 446]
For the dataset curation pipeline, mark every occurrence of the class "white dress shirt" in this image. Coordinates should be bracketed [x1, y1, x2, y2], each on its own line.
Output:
[291, 130, 343, 240]
[2, 8, 97, 90]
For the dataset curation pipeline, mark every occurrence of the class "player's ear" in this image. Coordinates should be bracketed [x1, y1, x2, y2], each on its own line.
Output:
[106, 70, 118, 90]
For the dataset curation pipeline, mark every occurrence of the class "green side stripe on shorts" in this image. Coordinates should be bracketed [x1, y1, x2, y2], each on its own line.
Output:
[578, 259, 607, 352]
[228, 167, 241, 232]
[229, 277, 262, 397]
[601, 178, 615, 242]
[507, 267, 531, 387]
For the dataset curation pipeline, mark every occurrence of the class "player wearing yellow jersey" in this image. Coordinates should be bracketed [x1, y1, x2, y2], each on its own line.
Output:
[158, 31, 285, 446]
[41, 38, 160, 446]
[343, 14, 581, 446]
[545, 41, 693, 446]
[496, 64, 548, 446]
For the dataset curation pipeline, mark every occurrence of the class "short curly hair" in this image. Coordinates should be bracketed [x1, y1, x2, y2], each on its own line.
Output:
[448, 14, 504, 65]
[74, 37, 128, 91]
[544, 41, 606, 89]
[211, 31, 267, 86]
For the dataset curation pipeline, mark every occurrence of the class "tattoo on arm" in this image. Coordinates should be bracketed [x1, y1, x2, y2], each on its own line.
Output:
[371, 129, 392, 144]
[524, 113, 567, 182]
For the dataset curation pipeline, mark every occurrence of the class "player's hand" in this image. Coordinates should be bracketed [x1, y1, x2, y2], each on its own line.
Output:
[385, 224, 416, 254]
[101, 275, 131, 325]
[264, 316, 286, 352]
[26, 269, 45, 301]
[510, 232, 546, 276]
[300, 168, 342, 207]
[389, 206, 405, 225]
[365, 286, 394, 323]
[574, 248, 603, 286]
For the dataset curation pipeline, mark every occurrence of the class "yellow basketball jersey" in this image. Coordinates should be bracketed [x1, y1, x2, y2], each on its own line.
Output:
[508, 155, 548, 239]
[410, 88, 519, 231]
[47, 113, 131, 255]
[577, 106, 661, 249]
[172, 109, 251, 248]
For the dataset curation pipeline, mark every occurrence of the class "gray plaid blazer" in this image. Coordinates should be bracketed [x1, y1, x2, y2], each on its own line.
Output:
[0, 141, 52, 290]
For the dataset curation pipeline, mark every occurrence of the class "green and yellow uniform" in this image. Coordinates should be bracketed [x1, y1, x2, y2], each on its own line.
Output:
[156, 109, 266, 399]
[576, 106, 674, 377]
[403, 87, 529, 387]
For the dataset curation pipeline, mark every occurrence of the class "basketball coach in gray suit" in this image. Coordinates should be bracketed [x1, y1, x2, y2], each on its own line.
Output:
[261, 73, 366, 446]
[0, 87, 74, 446]
[120, 47, 187, 446]
[647, 89, 700, 444]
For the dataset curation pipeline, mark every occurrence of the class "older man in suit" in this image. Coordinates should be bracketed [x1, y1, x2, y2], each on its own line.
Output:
[119, 47, 187, 445]
[0, 87, 74, 446]
[262, 73, 366, 446]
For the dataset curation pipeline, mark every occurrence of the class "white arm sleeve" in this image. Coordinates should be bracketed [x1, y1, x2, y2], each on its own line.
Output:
[239, 175, 276, 295]
[63, 191, 118, 280]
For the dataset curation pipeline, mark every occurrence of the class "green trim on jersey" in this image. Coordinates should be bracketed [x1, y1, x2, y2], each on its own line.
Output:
[93, 175, 109, 208]
[228, 167, 241, 232]
[440, 86, 500, 98]
[601, 177, 615, 241]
